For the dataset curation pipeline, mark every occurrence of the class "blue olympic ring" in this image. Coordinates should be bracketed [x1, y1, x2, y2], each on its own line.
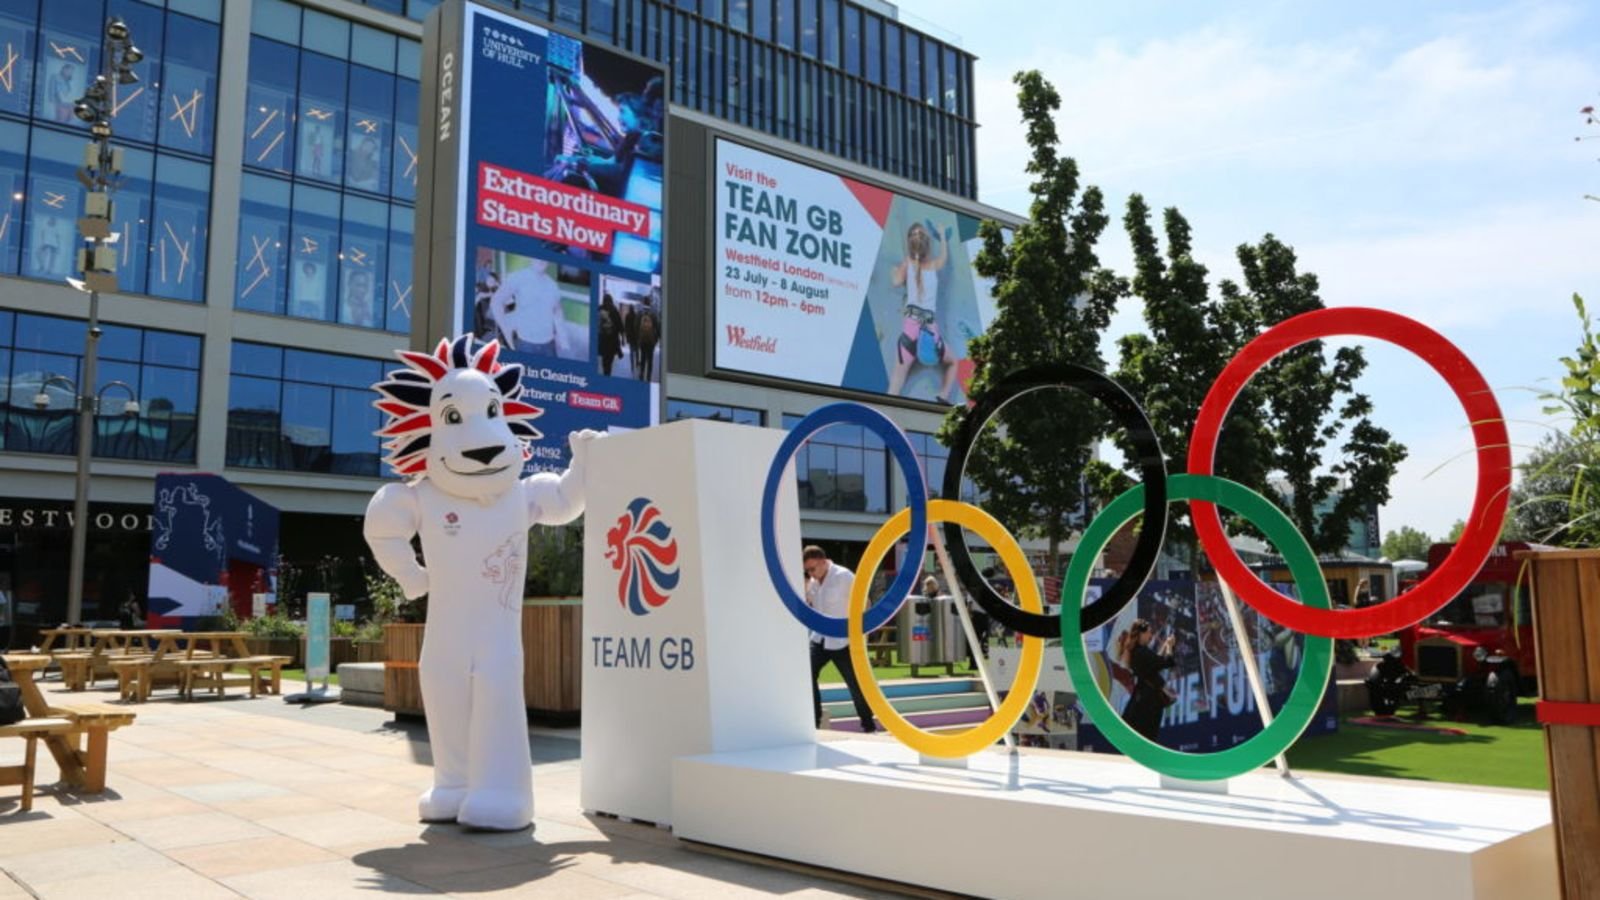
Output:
[760, 403, 928, 638]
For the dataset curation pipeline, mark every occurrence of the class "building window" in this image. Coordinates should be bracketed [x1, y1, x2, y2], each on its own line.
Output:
[781, 413, 887, 513]
[0, 2, 217, 297]
[907, 430, 979, 503]
[238, 14, 417, 332]
[3, 0, 221, 157]
[0, 311, 201, 463]
[588, 0, 617, 41]
[666, 399, 763, 426]
[226, 341, 385, 476]
[2, 124, 209, 301]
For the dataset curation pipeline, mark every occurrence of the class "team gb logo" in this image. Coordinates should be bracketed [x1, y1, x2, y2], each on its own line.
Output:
[606, 497, 679, 616]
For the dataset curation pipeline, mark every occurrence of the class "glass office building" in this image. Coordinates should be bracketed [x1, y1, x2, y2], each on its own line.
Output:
[0, 0, 1004, 635]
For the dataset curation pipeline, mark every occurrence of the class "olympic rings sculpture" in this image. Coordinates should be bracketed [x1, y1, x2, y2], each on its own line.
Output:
[759, 307, 1510, 779]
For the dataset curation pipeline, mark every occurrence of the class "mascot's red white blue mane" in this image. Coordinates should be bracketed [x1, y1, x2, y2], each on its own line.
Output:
[373, 334, 542, 478]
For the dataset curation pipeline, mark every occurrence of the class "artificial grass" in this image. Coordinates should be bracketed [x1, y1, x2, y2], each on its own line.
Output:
[1286, 699, 1548, 790]
[819, 656, 1549, 792]
[281, 668, 340, 686]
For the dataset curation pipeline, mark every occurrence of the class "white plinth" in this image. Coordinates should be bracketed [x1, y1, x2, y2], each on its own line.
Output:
[673, 741, 1555, 900]
[581, 420, 814, 826]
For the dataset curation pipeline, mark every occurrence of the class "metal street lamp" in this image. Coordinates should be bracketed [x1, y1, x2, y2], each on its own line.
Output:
[63, 16, 141, 627]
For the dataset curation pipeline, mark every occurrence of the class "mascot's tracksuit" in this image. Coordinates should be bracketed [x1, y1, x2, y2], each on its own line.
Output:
[365, 470, 583, 829]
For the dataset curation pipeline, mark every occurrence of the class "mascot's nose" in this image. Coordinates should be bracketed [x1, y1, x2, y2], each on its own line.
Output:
[462, 445, 506, 466]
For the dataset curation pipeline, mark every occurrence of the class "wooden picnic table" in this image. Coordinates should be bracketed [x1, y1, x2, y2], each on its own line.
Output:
[36, 627, 96, 653]
[51, 629, 184, 691]
[2, 653, 136, 793]
[114, 632, 284, 703]
[91, 629, 181, 653]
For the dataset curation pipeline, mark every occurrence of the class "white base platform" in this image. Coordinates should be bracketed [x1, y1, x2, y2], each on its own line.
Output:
[672, 741, 1555, 900]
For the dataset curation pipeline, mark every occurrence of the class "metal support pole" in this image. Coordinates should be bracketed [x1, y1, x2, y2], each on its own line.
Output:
[1217, 576, 1291, 776]
[929, 522, 1015, 751]
[65, 292, 101, 626]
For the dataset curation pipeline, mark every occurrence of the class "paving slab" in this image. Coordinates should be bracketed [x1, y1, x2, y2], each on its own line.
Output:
[0, 677, 907, 899]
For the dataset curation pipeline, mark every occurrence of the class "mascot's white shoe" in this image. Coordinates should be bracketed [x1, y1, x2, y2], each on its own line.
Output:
[364, 335, 601, 834]
[419, 785, 468, 823]
[459, 790, 535, 832]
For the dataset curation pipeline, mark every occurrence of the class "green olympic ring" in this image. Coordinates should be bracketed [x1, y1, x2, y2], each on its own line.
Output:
[1061, 473, 1335, 781]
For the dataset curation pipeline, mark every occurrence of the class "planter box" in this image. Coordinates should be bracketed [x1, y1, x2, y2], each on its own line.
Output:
[523, 598, 582, 719]
[383, 623, 425, 716]
[382, 599, 583, 720]
[355, 640, 385, 663]
[246, 637, 302, 667]
[1523, 548, 1600, 899]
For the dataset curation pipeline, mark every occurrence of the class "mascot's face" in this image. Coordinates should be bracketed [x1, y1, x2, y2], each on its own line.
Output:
[372, 335, 544, 500]
[427, 367, 523, 501]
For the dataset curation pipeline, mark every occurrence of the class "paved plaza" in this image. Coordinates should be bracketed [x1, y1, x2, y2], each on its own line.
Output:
[0, 677, 912, 899]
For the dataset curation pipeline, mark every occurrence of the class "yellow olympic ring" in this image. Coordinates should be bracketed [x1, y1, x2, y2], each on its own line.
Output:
[848, 499, 1044, 758]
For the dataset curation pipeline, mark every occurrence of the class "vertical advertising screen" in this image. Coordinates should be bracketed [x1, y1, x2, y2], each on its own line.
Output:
[424, 2, 666, 470]
[713, 138, 1001, 406]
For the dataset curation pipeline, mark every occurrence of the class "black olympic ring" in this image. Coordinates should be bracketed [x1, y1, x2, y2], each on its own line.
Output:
[940, 363, 1168, 638]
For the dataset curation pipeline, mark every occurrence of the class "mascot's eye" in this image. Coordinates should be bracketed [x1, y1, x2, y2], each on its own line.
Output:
[487, 400, 500, 418]
[443, 406, 463, 425]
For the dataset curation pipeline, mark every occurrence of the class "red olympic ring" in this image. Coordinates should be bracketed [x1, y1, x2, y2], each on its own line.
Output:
[1188, 307, 1511, 639]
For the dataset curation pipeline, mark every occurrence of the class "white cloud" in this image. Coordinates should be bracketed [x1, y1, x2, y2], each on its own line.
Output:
[973, 6, 1598, 205]
[1300, 205, 1600, 329]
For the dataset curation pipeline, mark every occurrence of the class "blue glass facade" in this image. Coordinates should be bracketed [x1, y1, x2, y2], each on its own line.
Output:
[226, 341, 385, 477]
[782, 412, 888, 513]
[237, 1, 419, 333]
[0, 310, 201, 462]
[0, 0, 220, 300]
[352, 0, 976, 197]
[665, 398, 763, 425]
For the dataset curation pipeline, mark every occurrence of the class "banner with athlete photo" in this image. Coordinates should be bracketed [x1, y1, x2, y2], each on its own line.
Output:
[713, 138, 1001, 405]
[421, 2, 665, 470]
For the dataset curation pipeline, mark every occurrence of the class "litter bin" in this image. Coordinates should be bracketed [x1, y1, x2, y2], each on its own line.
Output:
[896, 593, 967, 676]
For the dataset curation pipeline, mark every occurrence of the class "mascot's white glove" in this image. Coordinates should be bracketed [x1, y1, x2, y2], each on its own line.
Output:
[527, 429, 606, 526]
[567, 428, 604, 475]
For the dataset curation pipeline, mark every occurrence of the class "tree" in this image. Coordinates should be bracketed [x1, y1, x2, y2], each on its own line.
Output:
[1514, 294, 1600, 546]
[939, 70, 1125, 578]
[1223, 235, 1408, 554]
[1113, 208, 1406, 559]
[1112, 199, 1270, 561]
[1381, 525, 1434, 561]
[1446, 519, 1467, 542]
[1582, 100, 1597, 204]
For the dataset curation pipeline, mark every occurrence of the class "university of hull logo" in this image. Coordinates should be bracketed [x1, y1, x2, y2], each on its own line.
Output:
[606, 497, 679, 616]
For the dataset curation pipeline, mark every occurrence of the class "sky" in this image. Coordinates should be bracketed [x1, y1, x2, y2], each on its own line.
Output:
[905, 0, 1600, 543]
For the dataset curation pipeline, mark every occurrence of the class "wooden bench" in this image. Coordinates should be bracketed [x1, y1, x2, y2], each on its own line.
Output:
[40, 704, 136, 793]
[107, 657, 155, 702]
[53, 653, 96, 692]
[176, 659, 258, 701]
[236, 656, 293, 696]
[0, 718, 75, 812]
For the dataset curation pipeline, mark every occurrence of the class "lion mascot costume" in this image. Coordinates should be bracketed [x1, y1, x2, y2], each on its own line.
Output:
[363, 334, 600, 831]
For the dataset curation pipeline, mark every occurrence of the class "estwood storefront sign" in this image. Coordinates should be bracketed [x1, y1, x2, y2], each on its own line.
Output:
[0, 504, 153, 532]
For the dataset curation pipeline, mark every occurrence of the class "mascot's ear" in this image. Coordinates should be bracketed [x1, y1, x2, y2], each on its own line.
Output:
[494, 364, 523, 397]
[392, 433, 431, 459]
[450, 334, 474, 369]
[376, 380, 433, 407]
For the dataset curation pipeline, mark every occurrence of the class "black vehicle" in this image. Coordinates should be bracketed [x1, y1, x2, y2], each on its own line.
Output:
[1365, 650, 1443, 716]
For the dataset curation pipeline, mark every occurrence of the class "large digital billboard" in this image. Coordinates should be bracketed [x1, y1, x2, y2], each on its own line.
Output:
[712, 138, 1000, 405]
[420, 2, 665, 470]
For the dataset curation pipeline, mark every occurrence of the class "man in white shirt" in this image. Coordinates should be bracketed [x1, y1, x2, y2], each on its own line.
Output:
[803, 545, 877, 733]
[489, 263, 563, 357]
